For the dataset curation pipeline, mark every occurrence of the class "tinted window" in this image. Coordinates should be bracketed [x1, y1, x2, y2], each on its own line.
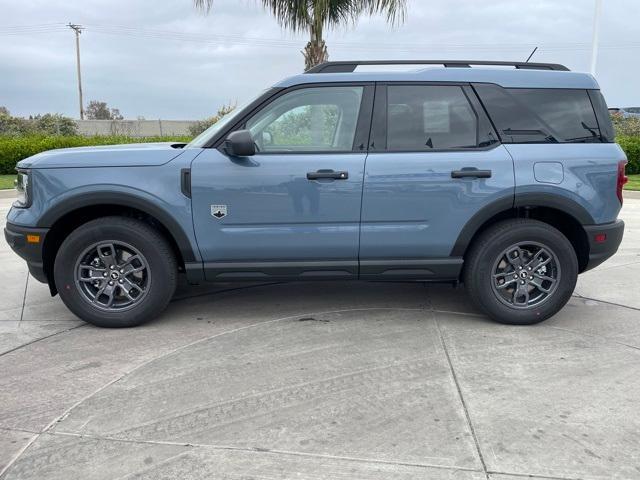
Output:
[386, 85, 481, 150]
[589, 90, 615, 142]
[246, 86, 363, 152]
[474, 84, 605, 143]
[509, 89, 600, 142]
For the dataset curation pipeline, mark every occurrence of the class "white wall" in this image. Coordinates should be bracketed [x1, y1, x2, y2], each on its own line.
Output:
[76, 120, 196, 137]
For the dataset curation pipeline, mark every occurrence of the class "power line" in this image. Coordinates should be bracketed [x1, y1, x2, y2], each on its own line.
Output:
[2, 22, 640, 52]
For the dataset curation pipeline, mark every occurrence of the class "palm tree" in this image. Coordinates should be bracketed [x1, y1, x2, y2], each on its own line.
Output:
[194, 0, 407, 70]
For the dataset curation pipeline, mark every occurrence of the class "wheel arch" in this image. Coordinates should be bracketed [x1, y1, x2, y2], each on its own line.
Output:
[453, 195, 592, 273]
[38, 192, 197, 294]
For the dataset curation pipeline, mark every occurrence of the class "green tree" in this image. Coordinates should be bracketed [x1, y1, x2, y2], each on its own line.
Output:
[86, 100, 124, 120]
[194, 0, 406, 70]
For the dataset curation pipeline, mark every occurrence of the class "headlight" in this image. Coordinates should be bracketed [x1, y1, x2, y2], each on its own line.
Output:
[14, 170, 31, 208]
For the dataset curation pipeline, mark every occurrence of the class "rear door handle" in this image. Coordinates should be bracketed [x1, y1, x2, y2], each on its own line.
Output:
[451, 168, 492, 179]
[307, 169, 349, 180]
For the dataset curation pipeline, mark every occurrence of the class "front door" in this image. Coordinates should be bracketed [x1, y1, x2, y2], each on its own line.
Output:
[360, 83, 515, 279]
[191, 84, 373, 281]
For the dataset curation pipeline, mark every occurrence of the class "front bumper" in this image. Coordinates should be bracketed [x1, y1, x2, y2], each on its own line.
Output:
[4, 222, 49, 283]
[583, 219, 625, 272]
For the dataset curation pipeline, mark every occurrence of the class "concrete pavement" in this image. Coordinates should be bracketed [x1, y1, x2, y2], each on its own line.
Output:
[1, 195, 639, 480]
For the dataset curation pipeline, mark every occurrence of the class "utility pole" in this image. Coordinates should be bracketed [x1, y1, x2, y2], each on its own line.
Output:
[590, 0, 603, 75]
[68, 23, 84, 119]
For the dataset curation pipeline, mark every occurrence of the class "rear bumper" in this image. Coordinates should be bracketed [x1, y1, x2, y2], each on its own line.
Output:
[4, 222, 49, 283]
[583, 220, 625, 272]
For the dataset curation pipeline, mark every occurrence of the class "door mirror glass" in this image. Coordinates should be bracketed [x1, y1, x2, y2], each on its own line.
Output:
[224, 130, 256, 157]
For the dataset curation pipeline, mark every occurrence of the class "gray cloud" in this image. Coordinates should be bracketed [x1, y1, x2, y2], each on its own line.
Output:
[0, 0, 638, 119]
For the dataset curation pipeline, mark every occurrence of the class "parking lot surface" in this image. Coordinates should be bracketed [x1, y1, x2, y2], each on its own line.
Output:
[1, 195, 639, 480]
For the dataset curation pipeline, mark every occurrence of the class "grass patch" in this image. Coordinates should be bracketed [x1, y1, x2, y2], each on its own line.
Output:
[0, 174, 15, 190]
[626, 174, 640, 191]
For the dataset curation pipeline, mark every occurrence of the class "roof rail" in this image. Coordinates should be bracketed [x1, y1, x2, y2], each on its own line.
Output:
[305, 60, 570, 73]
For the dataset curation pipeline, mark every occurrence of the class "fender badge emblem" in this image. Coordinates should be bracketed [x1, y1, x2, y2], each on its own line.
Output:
[210, 205, 228, 219]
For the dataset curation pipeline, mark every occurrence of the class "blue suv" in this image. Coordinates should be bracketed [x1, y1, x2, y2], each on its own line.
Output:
[5, 60, 627, 327]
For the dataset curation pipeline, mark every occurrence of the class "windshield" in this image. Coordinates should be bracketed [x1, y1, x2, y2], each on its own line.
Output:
[186, 90, 270, 148]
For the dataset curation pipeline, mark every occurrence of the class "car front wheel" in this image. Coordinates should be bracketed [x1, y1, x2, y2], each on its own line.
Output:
[54, 216, 177, 328]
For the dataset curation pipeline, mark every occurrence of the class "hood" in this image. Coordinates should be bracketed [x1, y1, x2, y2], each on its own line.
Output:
[17, 142, 187, 169]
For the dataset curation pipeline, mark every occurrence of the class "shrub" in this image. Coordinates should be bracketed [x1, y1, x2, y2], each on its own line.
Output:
[31, 114, 78, 136]
[612, 116, 640, 137]
[618, 136, 640, 175]
[0, 112, 78, 136]
[0, 135, 191, 174]
[1, 132, 639, 177]
[188, 103, 236, 137]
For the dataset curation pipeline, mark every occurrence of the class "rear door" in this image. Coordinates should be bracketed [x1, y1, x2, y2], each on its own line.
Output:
[359, 83, 515, 279]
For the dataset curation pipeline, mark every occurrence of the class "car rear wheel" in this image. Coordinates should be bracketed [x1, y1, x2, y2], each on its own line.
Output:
[54, 217, 177, 328]
[463, 219, 578, 325]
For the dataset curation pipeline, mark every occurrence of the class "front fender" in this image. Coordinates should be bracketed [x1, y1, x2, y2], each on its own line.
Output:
[7, 162, 202, 265]
[37, 187, 198, 263]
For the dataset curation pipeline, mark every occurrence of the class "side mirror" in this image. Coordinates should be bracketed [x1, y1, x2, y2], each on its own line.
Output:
[223, 130, 255, 157]
[262, 131, 273, 146]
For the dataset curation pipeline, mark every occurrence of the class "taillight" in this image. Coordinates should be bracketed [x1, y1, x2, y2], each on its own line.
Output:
[617, 160, 628, 205]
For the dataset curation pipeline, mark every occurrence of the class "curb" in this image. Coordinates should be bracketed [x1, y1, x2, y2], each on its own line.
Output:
[624, 190, 640, 200]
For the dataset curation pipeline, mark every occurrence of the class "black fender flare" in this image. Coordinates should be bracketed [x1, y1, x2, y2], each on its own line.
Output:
[513, 192, 594, 225]
[450, 192, 594, 257]
[37, 191, 197, 262]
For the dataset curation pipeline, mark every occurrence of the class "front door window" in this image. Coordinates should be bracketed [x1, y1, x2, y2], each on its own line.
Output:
[246, 86, 364, 153]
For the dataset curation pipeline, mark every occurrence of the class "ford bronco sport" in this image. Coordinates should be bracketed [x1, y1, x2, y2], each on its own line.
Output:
[5, 60, 627, 327]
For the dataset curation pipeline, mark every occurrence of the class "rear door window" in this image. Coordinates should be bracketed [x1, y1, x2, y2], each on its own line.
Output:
[386, 85, 481, 150]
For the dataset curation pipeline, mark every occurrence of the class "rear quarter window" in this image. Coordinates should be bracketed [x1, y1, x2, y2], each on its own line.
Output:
[588, 90, 615, 142]
[474, 84, 611, 144]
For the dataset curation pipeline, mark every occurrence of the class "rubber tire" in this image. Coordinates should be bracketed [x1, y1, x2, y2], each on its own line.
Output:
[54, 217, 177, 328]
[463, 219, 578, 325]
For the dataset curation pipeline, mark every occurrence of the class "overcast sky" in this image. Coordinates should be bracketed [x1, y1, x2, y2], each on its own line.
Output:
[1, 0, 638, 119]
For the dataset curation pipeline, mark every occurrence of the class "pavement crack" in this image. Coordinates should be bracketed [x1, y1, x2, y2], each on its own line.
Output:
[0, 431, 39, 479]
[486, 469, 584, 480]
[572, 293, 640, 313]
[549, 325, 640, 353]
[49, 431, 484, 475]
[585, 259, 640, 272]
[0, 426, 39, 435]
[0, 324, 86, 359]
[18, 272, 29, 324]
[433, 312, 490, 480]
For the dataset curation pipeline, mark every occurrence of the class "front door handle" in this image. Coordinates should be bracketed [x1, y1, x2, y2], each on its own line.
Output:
[451, 168, 492, 179]
[307, 169, 349, 180]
